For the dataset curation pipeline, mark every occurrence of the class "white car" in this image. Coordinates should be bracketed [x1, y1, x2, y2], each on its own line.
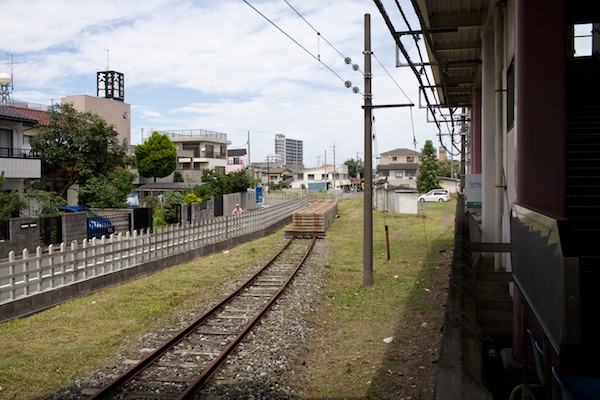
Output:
[418, 189, 451, 202]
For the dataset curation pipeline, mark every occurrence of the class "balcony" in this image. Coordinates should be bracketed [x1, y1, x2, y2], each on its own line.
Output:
[0, 147, 41, 179]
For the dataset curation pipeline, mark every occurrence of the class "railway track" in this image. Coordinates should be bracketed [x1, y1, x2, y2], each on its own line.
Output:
[89, 237, 317, 400]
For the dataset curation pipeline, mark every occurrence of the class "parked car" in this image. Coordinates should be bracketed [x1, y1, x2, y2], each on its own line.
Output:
[48, 206, 116, 238]
[418, 189, 451, 202]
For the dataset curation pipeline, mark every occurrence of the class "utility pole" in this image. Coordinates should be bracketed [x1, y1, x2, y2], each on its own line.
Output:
[247, 130, 252, 178]
[324, 150, 327, 189]
[363, 14, 373, 286]
[332, 142, 337, 189]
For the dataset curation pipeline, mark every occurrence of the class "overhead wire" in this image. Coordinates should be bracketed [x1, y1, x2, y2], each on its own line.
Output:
[371, 51, 418, 149]
[376, 0, 461, 157]
[243, 0, 362, 94]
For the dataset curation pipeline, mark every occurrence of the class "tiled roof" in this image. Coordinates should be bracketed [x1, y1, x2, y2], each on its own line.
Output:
[380, 148, 421, 156]
[6, 105, 50, 126]
[0, 105, 39, 124]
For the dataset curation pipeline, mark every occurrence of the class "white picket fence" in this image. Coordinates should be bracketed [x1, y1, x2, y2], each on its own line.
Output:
[0, 198, 309, 306]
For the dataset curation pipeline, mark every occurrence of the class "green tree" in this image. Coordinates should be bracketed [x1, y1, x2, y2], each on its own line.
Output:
[30, 103, 128, 197]
[226, 169, 255, 193]
[173, 170, 184, 182]
[134, 131, 176, 182]
[437, 159, 460, 179]
[345, 158, 364, 178]
[417, 140, 441, 192]
[0, 172, 25, 220]
[20, 185, 66, 217]
[78, 169, 136, 208]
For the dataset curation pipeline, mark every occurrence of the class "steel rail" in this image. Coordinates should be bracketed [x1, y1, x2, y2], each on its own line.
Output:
[90, 237, 316, 399]
[179, 236, 317, 399]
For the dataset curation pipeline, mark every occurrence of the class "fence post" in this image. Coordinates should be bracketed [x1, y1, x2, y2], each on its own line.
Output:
[36, 246, 42, 293]
[71, 240, 78, 281]
[7, 251, 15, 300]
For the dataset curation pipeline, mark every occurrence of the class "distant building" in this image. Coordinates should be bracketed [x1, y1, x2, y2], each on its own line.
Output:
[274, 133, 303, 168]
[0, 106, 41, 190]
[160, 129, 231, 183]
[290, 163, 352, 191]
[376, 148, 421, 189]
[226, 148, 249, 173]
[62, 70, 131, 144]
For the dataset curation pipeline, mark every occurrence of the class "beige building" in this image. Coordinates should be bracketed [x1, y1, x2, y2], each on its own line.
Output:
[163, 129, 231, 182]
[61, 94, 131, 143]
[376, 148, 421, 188]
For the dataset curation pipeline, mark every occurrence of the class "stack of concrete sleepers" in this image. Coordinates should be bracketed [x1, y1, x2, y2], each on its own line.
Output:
[286, 199, 338, 237]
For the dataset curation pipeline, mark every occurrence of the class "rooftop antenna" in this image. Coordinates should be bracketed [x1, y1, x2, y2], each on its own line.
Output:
[103, 48, 110, 71]
[3, 54, 26, 92]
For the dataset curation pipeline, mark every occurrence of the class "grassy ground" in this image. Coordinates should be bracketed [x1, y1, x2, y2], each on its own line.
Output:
[294, 197, 455, 399]
[0, 197, 455, 399]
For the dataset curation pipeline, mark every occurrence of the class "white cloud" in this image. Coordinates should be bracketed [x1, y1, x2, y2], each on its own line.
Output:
[1, 0, 447, 167]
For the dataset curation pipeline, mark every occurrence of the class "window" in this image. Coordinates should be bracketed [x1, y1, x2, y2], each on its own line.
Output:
[507, 60, 515, 130]
[395, 171, 404, 178]
[204, 144, 214, 158]
[0, 128, 12, 157]
[406, 156, 414, 162]
[392, 156, 397, 161]
[215, 166, 225, 174]
[574, 23, 593, 57]
[380, 170, 389, 177]
[308, 174, 315, 180]
[233, 157, 240, 165]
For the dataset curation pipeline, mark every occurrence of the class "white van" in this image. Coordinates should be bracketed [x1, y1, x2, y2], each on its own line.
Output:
[418, 189, 451, 202]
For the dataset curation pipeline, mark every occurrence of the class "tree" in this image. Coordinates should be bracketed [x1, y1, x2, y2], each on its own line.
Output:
[226, 169, 255, 193]
[173, 170, 184, 182]
[30, 103, 128, 197]
[78, 169, 136, 208]
[134, 131, 176, 182]
[417, 140, 441, 192]
[0, 172, 25, 220]
[345, 158, 364, 178]
[20, 186, 66, 217]
[437, 159, 461, 179]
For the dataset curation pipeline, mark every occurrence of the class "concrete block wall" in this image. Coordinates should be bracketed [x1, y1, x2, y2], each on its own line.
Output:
[0, 218, 41, 259]
[62, 212, 87, 244]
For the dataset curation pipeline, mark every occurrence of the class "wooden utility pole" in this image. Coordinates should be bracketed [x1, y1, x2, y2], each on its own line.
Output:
[363, 14, 373, 286]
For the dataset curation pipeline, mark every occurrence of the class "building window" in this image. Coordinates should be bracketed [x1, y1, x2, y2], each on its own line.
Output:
[406, 156, 414, 162]
[395, 171, 404, 178]
[406, 170, 416, 178]
[233, 157, 240, 165]
[308, 174, 315, 180]
[392, 156, 397, 161]
[379, 170, 389, 177]
[204, 144, 214, 158]
[507, 59, 515, 130]
[215, 166, 225, 174]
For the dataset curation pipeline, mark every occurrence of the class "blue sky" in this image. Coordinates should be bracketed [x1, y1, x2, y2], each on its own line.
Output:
[1, 0, 445, 168]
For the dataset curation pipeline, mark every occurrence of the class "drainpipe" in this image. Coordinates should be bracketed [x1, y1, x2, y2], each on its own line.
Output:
[494, 3, 505, 271]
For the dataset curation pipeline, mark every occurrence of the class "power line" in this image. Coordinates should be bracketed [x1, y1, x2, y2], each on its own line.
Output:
[283, 0, 363, 73]
[243, 0, 361, 94]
